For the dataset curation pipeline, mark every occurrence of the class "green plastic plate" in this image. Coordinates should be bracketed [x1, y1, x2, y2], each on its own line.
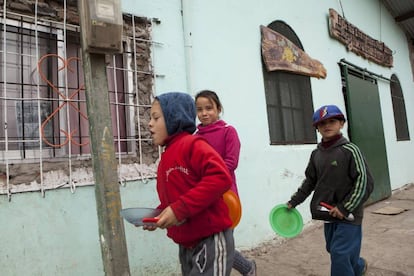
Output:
[269, 204, 303, 238]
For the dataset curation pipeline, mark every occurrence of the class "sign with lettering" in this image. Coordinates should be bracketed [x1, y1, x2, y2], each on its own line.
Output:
[329, 8, 393, 67]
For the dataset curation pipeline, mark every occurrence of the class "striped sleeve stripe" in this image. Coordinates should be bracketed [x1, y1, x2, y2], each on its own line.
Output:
[343, 143, 367, 211]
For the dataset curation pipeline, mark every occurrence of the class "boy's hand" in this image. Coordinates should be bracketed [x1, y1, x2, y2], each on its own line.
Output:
[329, 206, 344, 220]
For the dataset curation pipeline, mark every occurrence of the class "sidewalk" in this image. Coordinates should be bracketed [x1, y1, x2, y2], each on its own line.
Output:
[236, 183, 414, 276]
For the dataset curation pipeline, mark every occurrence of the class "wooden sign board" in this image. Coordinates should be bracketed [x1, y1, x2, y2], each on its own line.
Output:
[261, 25, 327, 79]
[329, 8, 393, 67]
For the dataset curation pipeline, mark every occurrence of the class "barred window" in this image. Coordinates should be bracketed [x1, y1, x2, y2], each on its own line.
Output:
[261, 21, 316, 145]
[0, 6, 158, 197]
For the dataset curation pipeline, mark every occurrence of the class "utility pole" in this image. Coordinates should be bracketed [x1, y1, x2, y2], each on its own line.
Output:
[78, 1, 130, 275]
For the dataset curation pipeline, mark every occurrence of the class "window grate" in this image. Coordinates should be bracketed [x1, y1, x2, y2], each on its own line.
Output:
[0, 5, 159, 199]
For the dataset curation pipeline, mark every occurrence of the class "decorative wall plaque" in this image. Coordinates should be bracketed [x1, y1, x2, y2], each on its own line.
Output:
[261, 25, 327, 79]
[329, 8, 393, 67]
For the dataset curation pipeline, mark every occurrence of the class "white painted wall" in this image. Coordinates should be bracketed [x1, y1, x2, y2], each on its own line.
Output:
[120, 0, 414, 272]
[1, 0, 413, 275]
[122, 0, 188, 94]
[123, 0, 414, 260]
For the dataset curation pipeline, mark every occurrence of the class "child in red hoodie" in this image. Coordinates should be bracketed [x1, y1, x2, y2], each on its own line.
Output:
[145, 92, 235, 275]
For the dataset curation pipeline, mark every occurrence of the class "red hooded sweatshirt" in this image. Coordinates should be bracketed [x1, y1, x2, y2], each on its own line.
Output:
[157, 133, 233, 247]
[155, 92, 232, 248]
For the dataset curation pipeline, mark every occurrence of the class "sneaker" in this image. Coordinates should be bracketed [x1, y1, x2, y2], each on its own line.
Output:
[361, 257, 368, 276]
[245, 260, 256, 276]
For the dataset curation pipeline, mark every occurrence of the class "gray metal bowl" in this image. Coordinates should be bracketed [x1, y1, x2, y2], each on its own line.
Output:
[120, 208, 162, 226]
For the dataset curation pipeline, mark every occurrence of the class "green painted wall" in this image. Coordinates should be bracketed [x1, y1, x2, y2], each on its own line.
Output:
[0, 181, 181, 275]
[0, 188, 104, 275]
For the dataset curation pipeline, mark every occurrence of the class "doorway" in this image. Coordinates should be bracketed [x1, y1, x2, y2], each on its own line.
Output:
[340, 64, 391, 204]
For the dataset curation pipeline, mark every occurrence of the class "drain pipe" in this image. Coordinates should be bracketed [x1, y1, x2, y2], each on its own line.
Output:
[181, 0, 194, 94]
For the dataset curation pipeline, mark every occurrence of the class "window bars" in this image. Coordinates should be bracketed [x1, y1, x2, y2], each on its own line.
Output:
[0, 3, 160, 200]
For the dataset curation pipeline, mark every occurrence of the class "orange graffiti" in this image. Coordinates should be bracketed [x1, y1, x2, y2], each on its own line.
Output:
[37, 54, 89, 148]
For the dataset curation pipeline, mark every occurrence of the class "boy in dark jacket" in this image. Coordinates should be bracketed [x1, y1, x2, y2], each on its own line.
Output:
[145, 92, 235, 275]
[288, 105, 373, 276]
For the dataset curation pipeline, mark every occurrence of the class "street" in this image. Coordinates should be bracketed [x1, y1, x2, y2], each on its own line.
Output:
[233, 184, 414, 276]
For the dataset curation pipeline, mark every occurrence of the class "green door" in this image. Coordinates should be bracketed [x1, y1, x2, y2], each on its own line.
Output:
[342, 67, 391, 204]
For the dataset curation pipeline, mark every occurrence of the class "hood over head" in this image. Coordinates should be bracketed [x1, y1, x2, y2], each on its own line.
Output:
[156, 92, 196, 136]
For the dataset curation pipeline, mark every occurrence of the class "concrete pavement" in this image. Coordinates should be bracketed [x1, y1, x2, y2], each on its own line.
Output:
[235, 183, 414, 276]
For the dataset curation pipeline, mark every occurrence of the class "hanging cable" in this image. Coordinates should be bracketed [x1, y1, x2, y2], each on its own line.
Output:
[338, 0, 346, 18]
[2, 0, 11, 201]
[34, 0, 46, 198]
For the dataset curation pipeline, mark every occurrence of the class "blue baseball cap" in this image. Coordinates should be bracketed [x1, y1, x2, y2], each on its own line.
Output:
[312, 105, 346, 126]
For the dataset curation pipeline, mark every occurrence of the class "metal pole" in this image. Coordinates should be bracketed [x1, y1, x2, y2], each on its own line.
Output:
[78, 1, 130, 275]
[339, 58, 393, 82]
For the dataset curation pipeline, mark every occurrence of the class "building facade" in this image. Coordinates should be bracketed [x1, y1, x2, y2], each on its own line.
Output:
[1, 0, 413, 275]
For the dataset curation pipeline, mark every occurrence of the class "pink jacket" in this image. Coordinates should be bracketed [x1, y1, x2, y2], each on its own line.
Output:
[196, 120, 241, 195]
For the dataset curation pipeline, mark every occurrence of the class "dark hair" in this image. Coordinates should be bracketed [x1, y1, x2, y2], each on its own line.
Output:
[195, 90, 223, 113]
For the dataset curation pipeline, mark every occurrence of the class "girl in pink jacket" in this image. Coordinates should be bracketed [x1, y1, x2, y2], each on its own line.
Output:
[195, 90, 256, 276]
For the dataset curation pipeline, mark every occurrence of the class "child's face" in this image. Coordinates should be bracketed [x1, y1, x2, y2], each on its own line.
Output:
[149, 100, 168, 146]
[316, 118, 344, 141]
[196, 96, 220, 126]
